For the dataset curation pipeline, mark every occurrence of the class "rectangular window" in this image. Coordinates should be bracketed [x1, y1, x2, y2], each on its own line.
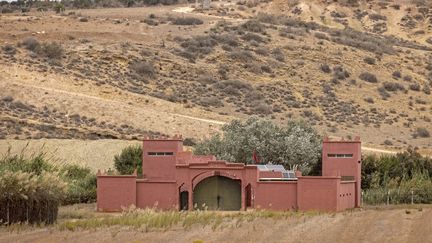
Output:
[148, 152, 174, 156]
[328, 154, 353, 158]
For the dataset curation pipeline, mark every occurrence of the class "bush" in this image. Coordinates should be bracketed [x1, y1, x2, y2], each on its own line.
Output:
[198, 97, 224, 107]
[2, 44, 16, 55]
[241, 19, 266, 33]
[423, 84, 431, 94]
[382, 81, 404, 92]
[314, 32, 329, 40]
[229, 50, 255, 62]
[53, 3, 65, 13]
[392, 71, 401, 79]
[0, 149, 96, 224]
[413, 127, 430, 138]
[362, 149, 432, 205]
[60, 164, 96, 204]
[359, 72, 378, 83]
[37, 42, 64, 59]
[409, 83, 421, 91]
[369, 13, 387, 21]
[194, 118, 322, 174]
[172, 17, 203, 25]
[114, 145, 143, 175]
[22, 37, 40, 51]
[364, 57, 376, 65]
[320, 64, 331, 73]
[129, 61, 156, 77]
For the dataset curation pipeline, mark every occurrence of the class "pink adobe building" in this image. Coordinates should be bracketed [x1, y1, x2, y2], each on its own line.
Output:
[97, 135, 361, 212]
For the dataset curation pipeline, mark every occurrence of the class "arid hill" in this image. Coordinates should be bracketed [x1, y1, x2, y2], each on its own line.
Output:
[1, 0, 431, 153]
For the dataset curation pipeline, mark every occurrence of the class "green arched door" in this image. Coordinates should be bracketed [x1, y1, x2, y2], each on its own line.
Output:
[193, 176, 241, 211]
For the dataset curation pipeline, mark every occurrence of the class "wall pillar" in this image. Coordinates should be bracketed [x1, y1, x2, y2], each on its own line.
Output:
[188, 186, 193, 211]
[241, 180, 246, 211]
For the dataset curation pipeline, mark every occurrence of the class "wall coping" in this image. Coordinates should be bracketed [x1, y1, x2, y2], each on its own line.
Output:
[257, 181, 298, 184]
[136, 179, 176, 183]
[97, 175, 136, 178]
[340, 180, 356, 184]
[298, 176, 341, 179]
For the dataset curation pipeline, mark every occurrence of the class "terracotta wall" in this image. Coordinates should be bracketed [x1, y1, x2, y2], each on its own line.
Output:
[97, 175, 136, 212]
[337, 181, 356, 211]
[142, 139, 182, 180]
[136, 181, 178, 210]
[297, 176, 339, 212]
[255, 181, 297, 210]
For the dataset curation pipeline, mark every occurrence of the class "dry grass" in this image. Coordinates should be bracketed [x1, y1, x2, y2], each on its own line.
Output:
[0, 139, 141, 171]
[1, 204, 432, 243]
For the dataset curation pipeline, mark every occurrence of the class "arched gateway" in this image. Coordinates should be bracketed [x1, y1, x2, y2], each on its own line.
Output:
[193, 176, 241, 210]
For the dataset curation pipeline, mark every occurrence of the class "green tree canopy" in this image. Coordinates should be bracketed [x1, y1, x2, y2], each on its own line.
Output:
[194, 118, 322, 174]
[114, 145, 143, 175]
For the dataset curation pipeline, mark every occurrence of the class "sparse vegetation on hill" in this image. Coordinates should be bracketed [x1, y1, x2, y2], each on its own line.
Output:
[0, 0, 431, 151]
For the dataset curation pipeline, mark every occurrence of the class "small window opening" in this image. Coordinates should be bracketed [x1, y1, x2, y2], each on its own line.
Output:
[148, 152, 174, 156]
[327, 154, 353, 158]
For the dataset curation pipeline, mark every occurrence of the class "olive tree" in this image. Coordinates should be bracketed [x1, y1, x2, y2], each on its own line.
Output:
[194, 117, 322, 174]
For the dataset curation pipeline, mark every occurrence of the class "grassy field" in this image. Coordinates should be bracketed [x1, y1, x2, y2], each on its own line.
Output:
[0, 139, 141, 171]
[0, 204, 431, 243]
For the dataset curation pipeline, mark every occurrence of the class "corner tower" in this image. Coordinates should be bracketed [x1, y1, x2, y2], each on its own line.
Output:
[142, 135, 183, 181]
[322, 137, 361, 207]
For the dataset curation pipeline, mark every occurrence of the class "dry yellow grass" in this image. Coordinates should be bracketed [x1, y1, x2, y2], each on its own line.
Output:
[0, 204, 431, 243]
[0, 139, 141, 171]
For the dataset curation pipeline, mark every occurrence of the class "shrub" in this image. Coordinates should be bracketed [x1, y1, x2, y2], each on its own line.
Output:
[177, 35, 218, 61]
[114, 145, 143, 175]
[79, 17, 89, 22]
[60, 165, 96, 204]
[403, 75, 412, 82]
[241, 32, 265, 43]
[392, 71, 401, 79]
[359, 72, 378, 83]
[129, 61, 156, 77]
[414, 127, 430, 138]
[229, 50, 255, 62]
[53, 3, 65, 13]
[364, 97, 374, 103]
[382, 82, 404, 92]
[423, 84, 431, 94]
[0, 150, 96, 224]
[198, 97, 224, 107]
[194, 118, 322, 174]
[0, 171, 66, 225]
[172, 17, 203, 25]
[409, 83, 421, 91]
[320, 64, 331, 73]
[1, 8, 13, 13]
[241, 19, 265, 33]
[369, 13, 387, 21]
[314, 32, 329, 40]
[252, 103, 273, 115]
[22, 37, 40, 51]
[364, 57, 376, 65]
[333, 65, 350, 80]
[362, 150, 432, 205]
[37, 42, 64, 59]
[2, 44, 16, 55]
[272, 48, 285, 62]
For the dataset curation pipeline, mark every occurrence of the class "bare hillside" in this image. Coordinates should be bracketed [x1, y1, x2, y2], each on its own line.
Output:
[0, 0, 431, 152]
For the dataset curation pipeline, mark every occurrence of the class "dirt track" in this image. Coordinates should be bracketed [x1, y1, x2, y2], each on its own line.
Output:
[1, 206, 431, 243]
